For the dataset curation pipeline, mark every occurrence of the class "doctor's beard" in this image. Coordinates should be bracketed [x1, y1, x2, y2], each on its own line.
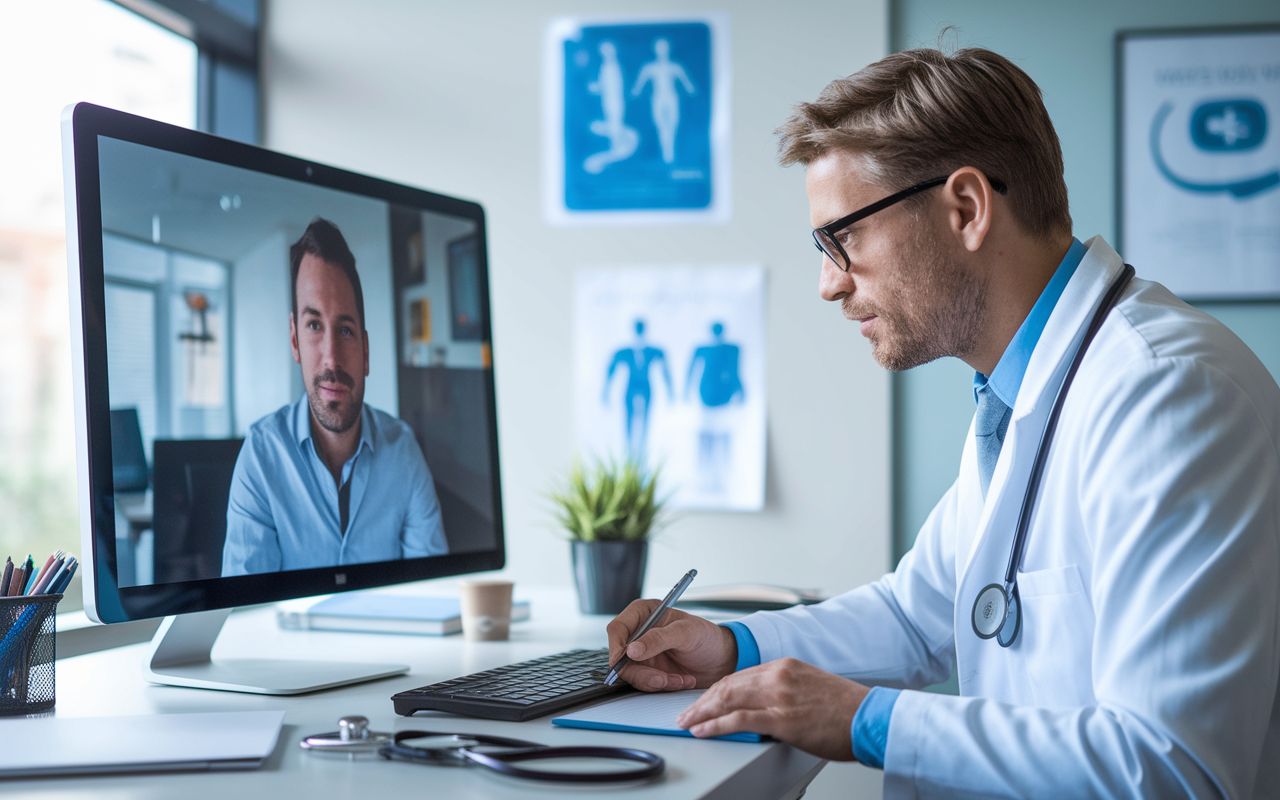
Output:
[843, 227, 989, 372]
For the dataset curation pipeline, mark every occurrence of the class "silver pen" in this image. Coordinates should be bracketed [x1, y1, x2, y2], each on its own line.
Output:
[603, 569, 697, 687]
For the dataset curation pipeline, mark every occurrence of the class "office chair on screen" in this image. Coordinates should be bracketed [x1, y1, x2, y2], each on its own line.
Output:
[109, 408, 150, 493]
[151, 439, 243, 584]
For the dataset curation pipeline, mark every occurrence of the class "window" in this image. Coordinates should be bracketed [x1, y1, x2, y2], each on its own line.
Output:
[0, 0, 257, 608]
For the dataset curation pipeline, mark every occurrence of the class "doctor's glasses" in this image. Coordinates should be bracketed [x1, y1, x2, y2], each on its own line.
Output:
[812, 174, 1009, 271]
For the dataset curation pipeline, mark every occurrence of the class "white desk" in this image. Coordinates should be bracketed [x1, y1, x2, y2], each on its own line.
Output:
[7, 586, 825, 799]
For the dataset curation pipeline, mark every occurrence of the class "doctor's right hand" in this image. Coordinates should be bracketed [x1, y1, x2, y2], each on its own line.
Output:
[606, 599, 738, 692]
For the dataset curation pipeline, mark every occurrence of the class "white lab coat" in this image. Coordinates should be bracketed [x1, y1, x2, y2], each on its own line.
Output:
[739, 237, 1280, 799]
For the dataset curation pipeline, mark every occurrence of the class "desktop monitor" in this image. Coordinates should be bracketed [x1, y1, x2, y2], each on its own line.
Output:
[62, 102, 504, 693]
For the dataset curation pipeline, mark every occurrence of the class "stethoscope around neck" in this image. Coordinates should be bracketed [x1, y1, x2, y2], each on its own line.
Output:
[971, 263, 1135, 648]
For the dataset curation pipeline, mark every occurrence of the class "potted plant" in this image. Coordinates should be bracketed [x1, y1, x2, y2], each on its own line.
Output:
[548, 459, 666, 615]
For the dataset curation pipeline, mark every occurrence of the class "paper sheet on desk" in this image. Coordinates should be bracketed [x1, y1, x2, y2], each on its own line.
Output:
[553, 690, 764, 743]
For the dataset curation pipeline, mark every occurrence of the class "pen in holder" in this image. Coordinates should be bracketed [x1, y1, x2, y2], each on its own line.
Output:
[0, 593, 60, 716]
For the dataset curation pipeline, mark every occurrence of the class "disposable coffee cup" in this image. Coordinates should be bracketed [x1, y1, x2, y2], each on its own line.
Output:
[459, 580, 513, 641]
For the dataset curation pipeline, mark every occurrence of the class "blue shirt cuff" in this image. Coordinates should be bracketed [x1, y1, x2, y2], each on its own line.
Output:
[720, 621, 761, 672]
[851, 686, 900, 769]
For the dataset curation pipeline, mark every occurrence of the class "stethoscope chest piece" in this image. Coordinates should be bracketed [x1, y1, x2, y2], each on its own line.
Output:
[301, 715, 394, 754]
[972, 582, 1021, 647]
[972, 583, 1008, 638]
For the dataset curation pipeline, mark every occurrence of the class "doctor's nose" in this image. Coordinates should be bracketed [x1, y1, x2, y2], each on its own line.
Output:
[819, 254, 854, 303]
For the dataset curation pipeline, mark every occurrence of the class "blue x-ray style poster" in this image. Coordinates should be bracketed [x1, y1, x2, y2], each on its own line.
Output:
[1121, 29, 1280, 298]
[575, 267, 765, 511]
[544, 15, 731, 225]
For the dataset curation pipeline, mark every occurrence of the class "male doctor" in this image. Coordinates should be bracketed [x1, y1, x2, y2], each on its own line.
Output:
[607, 47, 1280, 797]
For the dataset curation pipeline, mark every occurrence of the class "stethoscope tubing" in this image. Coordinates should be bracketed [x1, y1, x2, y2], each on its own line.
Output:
[379, 729, 665, 783]
[1004, 264, 1135, 588]
[463, 744, 666, 783]
[973, 264, 1136, 648]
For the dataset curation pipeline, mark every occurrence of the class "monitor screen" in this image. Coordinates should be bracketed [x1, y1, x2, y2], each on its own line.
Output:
[64, 103, 504, 623]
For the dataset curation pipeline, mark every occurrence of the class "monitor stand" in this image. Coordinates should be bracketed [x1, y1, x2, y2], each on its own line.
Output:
[143, 608, 409, 695]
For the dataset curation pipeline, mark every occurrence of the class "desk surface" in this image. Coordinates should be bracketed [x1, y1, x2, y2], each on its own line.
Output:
[3, 586, 824, 799]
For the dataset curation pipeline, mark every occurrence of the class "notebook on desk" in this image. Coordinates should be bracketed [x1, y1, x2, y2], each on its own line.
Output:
[0, 710, 285, 778]
[553, 689, 765, 743]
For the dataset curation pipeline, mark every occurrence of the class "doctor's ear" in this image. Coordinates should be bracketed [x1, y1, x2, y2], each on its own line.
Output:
[941, 167, 995, 253]
[289, 312, 301, 365]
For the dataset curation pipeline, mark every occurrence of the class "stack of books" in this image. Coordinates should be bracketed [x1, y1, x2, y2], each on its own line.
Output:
[277, 593, 530, 636]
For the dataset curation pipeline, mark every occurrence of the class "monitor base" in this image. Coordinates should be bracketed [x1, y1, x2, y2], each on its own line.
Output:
[143, 608, 409, 695]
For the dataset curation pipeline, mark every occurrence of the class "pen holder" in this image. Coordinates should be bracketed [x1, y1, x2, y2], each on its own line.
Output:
[0, 593, 60, 716]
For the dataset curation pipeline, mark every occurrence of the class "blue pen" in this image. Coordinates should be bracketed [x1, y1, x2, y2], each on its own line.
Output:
[51, 559, 78, 595]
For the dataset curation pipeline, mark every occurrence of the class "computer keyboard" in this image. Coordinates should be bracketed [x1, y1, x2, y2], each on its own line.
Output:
[391, 648, 630, 721]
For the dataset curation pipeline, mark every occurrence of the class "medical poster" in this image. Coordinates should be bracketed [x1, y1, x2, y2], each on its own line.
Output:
[544, 15, 731, 225]
[574, 267, 765, 511]
[1120, 28, 1280, 299]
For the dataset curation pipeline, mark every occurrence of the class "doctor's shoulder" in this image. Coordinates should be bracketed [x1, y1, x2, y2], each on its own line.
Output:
[1108, 280, 1280, 402]
[1070, 278, 1280, 463]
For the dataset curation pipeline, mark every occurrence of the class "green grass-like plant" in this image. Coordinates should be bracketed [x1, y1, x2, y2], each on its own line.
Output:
[548, 458, 665, 542]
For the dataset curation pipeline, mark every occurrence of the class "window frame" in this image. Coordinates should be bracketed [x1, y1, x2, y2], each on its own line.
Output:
[110, 0, 261, 144]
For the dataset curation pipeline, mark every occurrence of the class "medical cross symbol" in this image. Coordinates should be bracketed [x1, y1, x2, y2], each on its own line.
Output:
[1205, 106, 1252, 147]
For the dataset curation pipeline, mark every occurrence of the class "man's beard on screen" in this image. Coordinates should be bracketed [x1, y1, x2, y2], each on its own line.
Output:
[308, 367, 362, 434]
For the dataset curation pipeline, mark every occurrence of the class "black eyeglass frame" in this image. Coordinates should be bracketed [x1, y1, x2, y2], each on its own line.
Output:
[812, 174, 1009, 271]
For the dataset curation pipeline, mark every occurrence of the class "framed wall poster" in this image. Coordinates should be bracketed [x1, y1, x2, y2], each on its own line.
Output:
[574, 266, 765, 511]
[1118, 26, 1280, 299]
[544, 14, 731, 226]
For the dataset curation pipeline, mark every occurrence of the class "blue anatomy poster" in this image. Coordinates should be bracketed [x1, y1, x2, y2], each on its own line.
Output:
[574, 266, 765, 511]
[1121, 28, 1280, 298]
[545, 15, 730, 225]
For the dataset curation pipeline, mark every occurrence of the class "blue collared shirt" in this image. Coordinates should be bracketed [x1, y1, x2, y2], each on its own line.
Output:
[221, 395, 448, 576]
[720, 239, 1089, 769]
[973, 238, 1087, 407]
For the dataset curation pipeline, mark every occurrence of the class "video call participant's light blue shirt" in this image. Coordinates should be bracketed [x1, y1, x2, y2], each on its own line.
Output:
[721, 238, 1088, 768]
[222, 395, 448, 576]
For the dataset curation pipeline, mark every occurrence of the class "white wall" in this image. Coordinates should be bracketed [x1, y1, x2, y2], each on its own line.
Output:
[348, 210, 398, 417]
[232, 230, 295, 434]
[262, 0, 891, 597]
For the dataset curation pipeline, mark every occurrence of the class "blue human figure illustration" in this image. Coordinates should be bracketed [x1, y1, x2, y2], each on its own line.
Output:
[685, 322, 743, 492]
[603, 319, 673, 460]
[584, 41, 640, 175]
[631, 38, 696, 165]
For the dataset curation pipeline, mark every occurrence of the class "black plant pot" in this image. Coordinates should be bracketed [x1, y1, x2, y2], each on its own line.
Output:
[571, 540, 648, 615]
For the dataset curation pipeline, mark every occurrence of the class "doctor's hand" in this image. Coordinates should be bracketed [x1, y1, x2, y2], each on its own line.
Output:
[606, 600, 738, 691]
[676, 658, 870, 762]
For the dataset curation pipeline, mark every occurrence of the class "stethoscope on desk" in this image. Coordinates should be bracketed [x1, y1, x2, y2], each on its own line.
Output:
[971, 264, 1135, 648]
[302, 716, 665, 783]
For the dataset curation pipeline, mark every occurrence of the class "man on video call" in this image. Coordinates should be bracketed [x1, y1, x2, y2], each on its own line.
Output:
[607, 47, 1280, 798]
[222, 218, 448, 576]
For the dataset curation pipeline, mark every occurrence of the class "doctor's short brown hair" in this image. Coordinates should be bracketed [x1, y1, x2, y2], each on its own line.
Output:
[777, 47, 1072, 241]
